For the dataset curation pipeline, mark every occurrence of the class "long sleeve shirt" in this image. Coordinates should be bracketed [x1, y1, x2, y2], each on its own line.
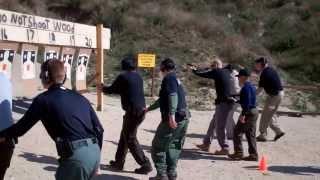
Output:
[0, 73, 13, 131]
[0, 85, 104, 148]
[240, 81, 257, 115]
[103, 71, 146, 112]
[192, 68, 232, 104]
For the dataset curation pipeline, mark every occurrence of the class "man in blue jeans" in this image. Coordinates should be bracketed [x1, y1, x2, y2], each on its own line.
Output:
[0, 73, 15, 180]
[189, 58, 235, 155]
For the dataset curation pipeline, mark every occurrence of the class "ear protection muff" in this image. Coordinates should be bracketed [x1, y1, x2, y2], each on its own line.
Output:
[40, 60, 67, 85]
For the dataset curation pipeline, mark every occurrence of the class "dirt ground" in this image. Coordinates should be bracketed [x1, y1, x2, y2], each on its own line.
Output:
[5, 93, 320, 180]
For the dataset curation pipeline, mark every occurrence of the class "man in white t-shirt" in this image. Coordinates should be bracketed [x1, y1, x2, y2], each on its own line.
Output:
[0, 72, 15, 180]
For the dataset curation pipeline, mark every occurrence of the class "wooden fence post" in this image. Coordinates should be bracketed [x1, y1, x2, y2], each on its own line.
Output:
[96, 24, 104, 111]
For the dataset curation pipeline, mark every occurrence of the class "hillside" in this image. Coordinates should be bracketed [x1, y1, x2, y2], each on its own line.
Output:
[1, 0, 319, 111]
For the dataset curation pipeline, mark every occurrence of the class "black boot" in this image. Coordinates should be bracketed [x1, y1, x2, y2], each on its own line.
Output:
[109, 160, 124, 171]
[228, 152, 244, 161]
[168, 174, 177, 180]
[134, 164, 153, 174]
[243, 154, 259, 161]
[149, 175, 169, 180]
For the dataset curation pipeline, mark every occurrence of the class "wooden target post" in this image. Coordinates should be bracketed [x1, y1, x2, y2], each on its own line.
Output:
[96, 24, 104, 111]
[0, 9, 111, 111]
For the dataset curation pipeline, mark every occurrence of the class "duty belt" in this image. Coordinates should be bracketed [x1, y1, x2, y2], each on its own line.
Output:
[56, 137, 98, 158]
[70, 138, 97, 149]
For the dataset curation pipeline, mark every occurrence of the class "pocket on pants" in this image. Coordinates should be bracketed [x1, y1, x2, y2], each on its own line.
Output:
[152, 123, 174, 150]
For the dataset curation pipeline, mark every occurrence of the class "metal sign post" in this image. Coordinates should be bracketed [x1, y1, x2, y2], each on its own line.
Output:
[137, 53, 156, 97]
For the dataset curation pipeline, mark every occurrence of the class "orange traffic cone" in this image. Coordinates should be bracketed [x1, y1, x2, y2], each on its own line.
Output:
[259, 155, 268, 174]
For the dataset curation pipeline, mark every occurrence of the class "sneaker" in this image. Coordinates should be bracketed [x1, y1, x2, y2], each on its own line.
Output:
[196, 143, 210, 152]
[256, 135, 267, 142]
[149, 175, 169, 180]
[243, 154, 259, 161]
[134, 165, 153, 174]
[109, 160, 124, 171]
[213, 149, 229, 156]
[228, 152, 243, 160]
[274, 132, 285, 141]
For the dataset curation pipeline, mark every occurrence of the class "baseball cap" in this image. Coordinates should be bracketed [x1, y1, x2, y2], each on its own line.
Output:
[236, 69, 251, 77]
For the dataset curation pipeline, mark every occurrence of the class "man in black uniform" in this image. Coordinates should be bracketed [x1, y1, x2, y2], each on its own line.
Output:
[100, 56, 152, 174]
[255, 57, 285, 142]
[189, 59, 235, 155]
[0, 60, 104, 180]
[147, 58, 190, 180]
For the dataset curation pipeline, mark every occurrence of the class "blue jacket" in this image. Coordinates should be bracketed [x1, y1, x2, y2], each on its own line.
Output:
[240, 81, 257, 115]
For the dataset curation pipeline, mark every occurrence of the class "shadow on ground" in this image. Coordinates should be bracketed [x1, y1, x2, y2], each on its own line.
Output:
[105, 140, 229, 162]
[12, 98, 33, 114]
[244, 165, 320, 176]
[93, 174, 139, 180]
[19, 151, 141, 179]
[19, 152, 58, 172]
[143, 129, 205, 140]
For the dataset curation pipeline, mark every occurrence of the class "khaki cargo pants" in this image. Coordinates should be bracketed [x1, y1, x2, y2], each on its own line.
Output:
[258, 91, 284, 137]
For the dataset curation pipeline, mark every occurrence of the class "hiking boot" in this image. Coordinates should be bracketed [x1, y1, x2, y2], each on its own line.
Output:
[274, 132, 285, 141]
[134, 165, 153, 174]
[109, 160, 124, 171]
[243, 154, 259, 161]
[149, 175, 169, 180]
[256, 135, 267, 142]
[213, 149, 229, 156]
[228, 152, 243, 160]
[168, 174, 177, 180]
[196, 143, 210, 152]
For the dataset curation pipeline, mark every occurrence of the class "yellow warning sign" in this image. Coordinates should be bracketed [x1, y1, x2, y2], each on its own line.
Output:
[138, 54, 156, 68]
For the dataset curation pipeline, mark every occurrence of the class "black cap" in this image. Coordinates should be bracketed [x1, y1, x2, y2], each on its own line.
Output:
[236, 69, 251, 77]
[121, 56, 136, 71]
[255, 57, 268, 65]
[160, 58, 176, 72]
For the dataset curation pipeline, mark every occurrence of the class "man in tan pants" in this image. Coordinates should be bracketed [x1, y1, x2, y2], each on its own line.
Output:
[255, 57, 285, 142]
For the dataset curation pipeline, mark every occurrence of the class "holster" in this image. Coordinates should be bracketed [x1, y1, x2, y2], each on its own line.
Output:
[175, 109, 191, 122]
[56, 139, 74, 159]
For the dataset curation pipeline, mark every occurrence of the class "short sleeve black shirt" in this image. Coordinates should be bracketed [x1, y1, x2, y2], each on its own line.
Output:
[159, 72, 187, 117]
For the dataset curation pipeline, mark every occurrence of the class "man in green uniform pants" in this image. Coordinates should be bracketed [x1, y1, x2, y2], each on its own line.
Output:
[147, 58, 190, 180]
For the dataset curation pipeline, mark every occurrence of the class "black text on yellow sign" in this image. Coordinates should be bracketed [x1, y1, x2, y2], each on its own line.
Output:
[138, 54, 156, 68]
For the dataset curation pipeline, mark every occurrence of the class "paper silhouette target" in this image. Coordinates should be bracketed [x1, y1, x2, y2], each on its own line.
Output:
[62, 54, 73, 80]
[45, 50, 59, 61]
[0, 49, 15, 78]
[76, 54, 89, 81]
[21, 50, 37, 79]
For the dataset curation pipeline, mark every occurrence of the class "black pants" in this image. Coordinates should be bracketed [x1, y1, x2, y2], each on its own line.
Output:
[115, 109, 150, 166]
[0, 140, 14, 180]
[233, 109, 259, 155]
